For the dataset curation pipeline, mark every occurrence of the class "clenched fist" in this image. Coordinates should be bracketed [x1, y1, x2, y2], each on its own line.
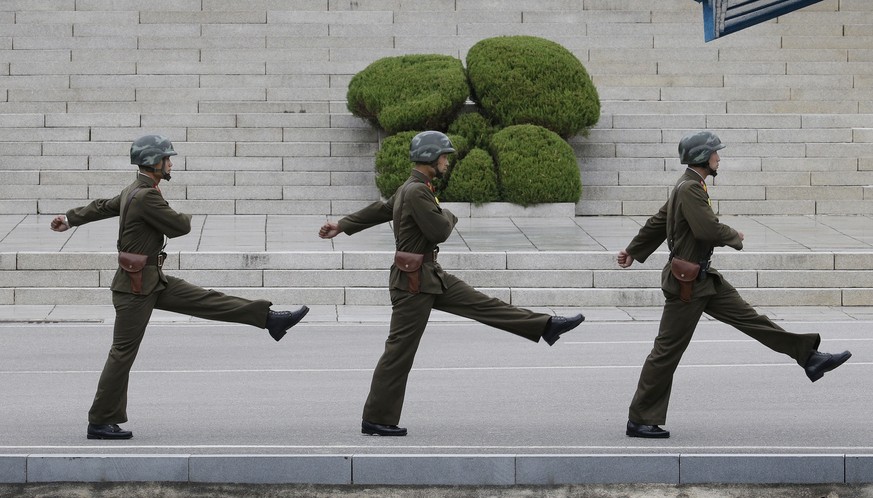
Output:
[50, 215, 70, 232]
[319, 221, 341, 239]
[617, 249, 635, 268]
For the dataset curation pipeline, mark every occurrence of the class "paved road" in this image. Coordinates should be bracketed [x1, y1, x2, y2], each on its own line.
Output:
[0, 316, 868, 456]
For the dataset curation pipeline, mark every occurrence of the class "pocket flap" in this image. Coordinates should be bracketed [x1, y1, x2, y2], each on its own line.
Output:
[394, 251, 424, 273]
[670, 258, 700, 282]
[118, 251, 148, 273]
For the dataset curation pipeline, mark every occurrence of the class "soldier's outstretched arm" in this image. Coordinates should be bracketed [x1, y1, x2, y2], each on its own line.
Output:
[62, 195, 122, 228]
[332, 194, 396, 236]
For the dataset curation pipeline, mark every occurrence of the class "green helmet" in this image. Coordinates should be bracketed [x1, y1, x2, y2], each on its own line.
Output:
[409, 131, 455, 164]
[678, 131, 726, 165]
[130, 134, 177, 167]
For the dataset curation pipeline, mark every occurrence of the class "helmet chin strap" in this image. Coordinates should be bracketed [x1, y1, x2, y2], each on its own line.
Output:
[148, 159, 171, 181]
[143, 164, 171, 182]
[421, 161, 443, 180]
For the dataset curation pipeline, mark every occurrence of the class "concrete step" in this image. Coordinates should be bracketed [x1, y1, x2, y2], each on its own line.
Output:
[12, 250, 873, 271]
[6, 286, 865, 308]
[3, 251, 873, 307]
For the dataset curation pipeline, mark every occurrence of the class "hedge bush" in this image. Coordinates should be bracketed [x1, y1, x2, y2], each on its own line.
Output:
[374, 131, 466, 198]
[466, 36, 600, 139]
[442, 148, 499, 204]
[374, 131, 419, 198]
[490, 124, 581, 206]
[447, 111, 497, 150]
[346, 54, 469, 134]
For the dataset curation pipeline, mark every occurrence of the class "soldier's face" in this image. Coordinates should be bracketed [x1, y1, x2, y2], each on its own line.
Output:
[707, 151, 720, 176]
[435, 154, 449, 176]
[161, 157, 173, 174]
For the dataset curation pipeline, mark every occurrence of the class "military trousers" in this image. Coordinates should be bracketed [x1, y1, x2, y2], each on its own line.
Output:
[628, 276, 820, 426]
[362, 271, 550, 426]
[88, 275, 272, 425]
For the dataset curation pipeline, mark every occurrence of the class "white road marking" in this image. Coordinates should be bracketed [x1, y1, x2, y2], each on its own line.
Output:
[1, 444, 873, 451]
[567, 338, 873, 345]
[5, 319, 873, 329]
[1, 362, 870, 375]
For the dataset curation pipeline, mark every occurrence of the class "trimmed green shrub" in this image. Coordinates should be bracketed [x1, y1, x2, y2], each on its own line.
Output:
[447, 111, 497, 150]
[491, 124, 581, 206]
[374, 131, 419, 198]
[346, 54, 470, 134]
[442, 148, 499, 204]
[466, 36, 600, 139]
[374, 131, 466, 198]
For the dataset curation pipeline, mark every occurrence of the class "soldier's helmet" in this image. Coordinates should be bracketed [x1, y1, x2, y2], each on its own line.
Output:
[130, 134, 177, 167]
[678, 131, 726, 165]
[409, 131, 456, 164]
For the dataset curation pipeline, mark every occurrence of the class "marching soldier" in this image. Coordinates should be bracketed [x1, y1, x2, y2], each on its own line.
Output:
[50, 134, 310, 440]
[617, 130, 851, 438]
[319, 131, 585, 436]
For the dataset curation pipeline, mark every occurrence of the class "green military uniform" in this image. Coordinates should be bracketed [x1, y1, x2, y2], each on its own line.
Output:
[624, 168, 820, 426]
[338, 169, 550, 425]
[66, 173, 272, 425]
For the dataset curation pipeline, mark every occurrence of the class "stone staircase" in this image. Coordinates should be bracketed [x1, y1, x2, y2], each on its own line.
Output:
[1, 0, 872, 307]
[5, 247, 873, 308]
[3, 211, 873, 308]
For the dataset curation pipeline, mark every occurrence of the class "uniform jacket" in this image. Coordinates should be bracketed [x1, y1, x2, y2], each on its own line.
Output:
[65, 173, 192, 295]
[338, 169, 457, 294]
[626, 168, 743, 299]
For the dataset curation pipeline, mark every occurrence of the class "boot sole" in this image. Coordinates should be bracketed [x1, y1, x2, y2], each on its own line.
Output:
[87, 433, 133, 440]
[362, 430, 407, 436]
[626, 429, 670, 439]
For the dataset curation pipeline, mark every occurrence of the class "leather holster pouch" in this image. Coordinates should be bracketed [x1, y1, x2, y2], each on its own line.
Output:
[394, 251, 424, 295]
[118, 251, 148, 295]
[670, 257, 700, 303]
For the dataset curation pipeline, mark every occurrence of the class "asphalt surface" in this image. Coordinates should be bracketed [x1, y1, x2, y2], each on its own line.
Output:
[0, 315, 868, 456]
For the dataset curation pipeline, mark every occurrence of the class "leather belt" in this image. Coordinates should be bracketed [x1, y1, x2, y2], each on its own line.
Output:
[146, 252, 166, 268]
[423, 249, 438, 263]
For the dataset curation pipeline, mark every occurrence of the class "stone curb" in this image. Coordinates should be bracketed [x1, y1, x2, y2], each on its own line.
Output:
[2, 454, 872, 484]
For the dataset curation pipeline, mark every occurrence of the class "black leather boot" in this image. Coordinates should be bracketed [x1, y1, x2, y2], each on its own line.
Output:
[542, 314, 585, 346]
[362, 420, 407, 436]
[265, 306, 310, 341]
[87, 423, 133, 440]
[804, 350, 851, 382]
[626, 420, 670, 439]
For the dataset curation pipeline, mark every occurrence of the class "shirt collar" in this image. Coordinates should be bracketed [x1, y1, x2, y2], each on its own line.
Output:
[410, 169, 430, 183]
[686, 167, 705, 181]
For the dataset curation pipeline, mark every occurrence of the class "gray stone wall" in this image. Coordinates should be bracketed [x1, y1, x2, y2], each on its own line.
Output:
[0, 0, 871, 216]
